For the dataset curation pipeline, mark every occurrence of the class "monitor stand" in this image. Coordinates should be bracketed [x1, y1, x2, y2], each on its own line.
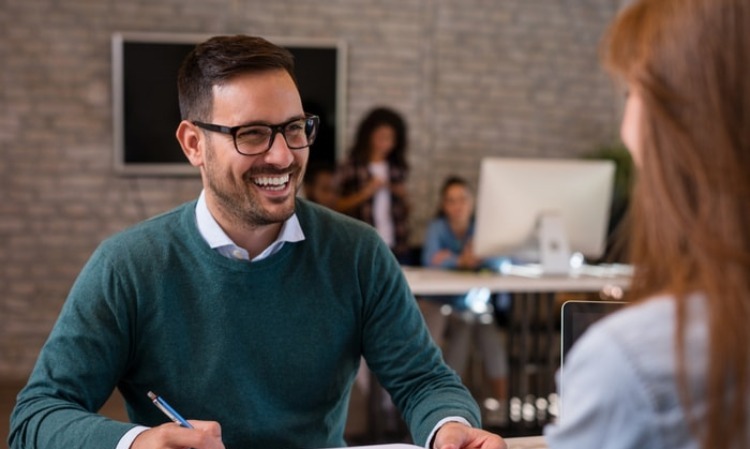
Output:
[537, 212, 571, 275]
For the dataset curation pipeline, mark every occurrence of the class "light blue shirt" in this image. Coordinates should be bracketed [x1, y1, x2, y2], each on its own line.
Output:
[545, 294, 712, 449]
[421, 217, 506, 270]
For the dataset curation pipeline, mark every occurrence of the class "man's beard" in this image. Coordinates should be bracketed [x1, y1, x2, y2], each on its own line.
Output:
[204, 145, 301, 229]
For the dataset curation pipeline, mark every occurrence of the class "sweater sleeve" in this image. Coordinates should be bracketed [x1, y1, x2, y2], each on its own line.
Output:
[9, 246, 138, 449]
[359, 239, 480, 446]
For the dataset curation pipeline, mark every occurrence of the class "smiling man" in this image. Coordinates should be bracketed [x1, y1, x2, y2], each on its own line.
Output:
[9, 35, 506, 449]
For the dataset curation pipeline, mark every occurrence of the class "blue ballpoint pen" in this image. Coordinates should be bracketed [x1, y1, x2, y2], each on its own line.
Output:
[147, 391, 194, 429]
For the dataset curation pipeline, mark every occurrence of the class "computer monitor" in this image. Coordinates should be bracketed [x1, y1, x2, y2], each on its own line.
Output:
[474, 157, 616, 275]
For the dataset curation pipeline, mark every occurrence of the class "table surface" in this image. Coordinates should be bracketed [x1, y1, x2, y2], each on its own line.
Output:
[402, 264, 632, 295]
[504, 435, 548, 449]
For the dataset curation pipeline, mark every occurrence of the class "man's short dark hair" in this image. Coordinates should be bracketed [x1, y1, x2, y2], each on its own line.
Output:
[177, 35, 297, 121]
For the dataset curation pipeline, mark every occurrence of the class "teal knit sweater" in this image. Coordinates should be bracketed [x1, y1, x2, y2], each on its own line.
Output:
[10, 199, 480, 449]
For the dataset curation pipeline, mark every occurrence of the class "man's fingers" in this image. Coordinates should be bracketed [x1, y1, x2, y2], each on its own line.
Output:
[131, 421, 224, 449]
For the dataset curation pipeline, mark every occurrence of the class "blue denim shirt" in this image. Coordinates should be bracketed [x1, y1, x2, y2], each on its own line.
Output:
[545, 295, 711, 449]
[420, 217, 509, 310]
[421, 217, 509, 270]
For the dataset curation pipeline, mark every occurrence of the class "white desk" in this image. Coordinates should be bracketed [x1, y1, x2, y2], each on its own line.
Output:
[504, 435, 548, 449]
[401, 265, 631, 433]
[402, 265, 632, 295]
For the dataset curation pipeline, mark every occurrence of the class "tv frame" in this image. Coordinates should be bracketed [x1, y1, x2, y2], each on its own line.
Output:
[474, 157, 615, 274]
[111, 31, 347, 176]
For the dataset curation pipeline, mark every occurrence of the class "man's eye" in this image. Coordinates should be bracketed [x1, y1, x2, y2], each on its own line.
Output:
[286, 121, 306, 133]
[238, 127, 269, 139]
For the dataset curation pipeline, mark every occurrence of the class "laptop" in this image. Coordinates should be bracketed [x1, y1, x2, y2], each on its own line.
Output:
[559, 300, 626, 410]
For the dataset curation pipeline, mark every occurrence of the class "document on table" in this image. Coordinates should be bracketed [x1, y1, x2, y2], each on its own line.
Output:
[331, 437, 547, 449]
[330, 445, 421, 449]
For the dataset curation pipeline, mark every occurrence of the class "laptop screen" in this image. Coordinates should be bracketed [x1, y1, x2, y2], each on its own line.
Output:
[561, 300, 625, 364]
[559, 300, 626, 410]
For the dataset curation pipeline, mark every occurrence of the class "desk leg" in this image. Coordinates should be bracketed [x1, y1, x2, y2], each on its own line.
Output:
[543, 292, 558, 403]
[511, 292, 533, 400]
[507, 292, 559, 428]
[534, 292, 558, 423]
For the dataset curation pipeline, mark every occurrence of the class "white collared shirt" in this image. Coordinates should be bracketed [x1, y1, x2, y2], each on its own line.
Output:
[368, 161, 395, 248]
[195, 190, 305, 261]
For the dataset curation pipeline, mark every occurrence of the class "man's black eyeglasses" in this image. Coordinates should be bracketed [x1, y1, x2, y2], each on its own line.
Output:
[192, 114, 319, 156]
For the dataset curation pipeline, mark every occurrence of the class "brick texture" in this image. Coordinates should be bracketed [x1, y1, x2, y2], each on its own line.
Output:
[0, 0, 625, 379]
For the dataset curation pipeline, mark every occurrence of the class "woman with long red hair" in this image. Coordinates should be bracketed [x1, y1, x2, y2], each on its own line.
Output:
[545, 1, 750, 448]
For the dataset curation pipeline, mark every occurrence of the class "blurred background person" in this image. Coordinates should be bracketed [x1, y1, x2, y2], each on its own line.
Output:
[545, 0, 750, 448]
[336, 107, 412, 264]
[421, 176, 510, 427]
[303, 161, 339, 209]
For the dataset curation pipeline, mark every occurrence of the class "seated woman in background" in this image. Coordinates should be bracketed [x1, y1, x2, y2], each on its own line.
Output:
[545, 0, 750, 448]
[421, 176, 509, 426]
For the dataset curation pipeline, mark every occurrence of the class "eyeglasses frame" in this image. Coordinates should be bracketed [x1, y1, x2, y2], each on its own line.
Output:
[192, 113, 320, 156]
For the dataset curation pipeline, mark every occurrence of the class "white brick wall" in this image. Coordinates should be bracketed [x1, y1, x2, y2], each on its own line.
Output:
[0, 0, 623, 379]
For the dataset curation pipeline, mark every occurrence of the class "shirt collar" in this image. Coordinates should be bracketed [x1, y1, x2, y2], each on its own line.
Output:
[195, 190, 305, 261]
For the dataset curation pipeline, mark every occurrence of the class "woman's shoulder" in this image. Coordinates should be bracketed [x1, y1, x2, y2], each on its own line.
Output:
[587, 296, 679, 352]
[576, 294, 707, 386]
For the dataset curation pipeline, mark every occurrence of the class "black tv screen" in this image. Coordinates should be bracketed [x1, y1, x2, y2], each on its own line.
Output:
[112, 32, 346, 175]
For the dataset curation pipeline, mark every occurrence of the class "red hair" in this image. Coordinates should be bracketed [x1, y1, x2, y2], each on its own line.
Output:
[603, 0, 750, 447]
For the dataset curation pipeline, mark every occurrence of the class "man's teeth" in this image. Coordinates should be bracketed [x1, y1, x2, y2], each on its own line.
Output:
[253, 174, 290, 189]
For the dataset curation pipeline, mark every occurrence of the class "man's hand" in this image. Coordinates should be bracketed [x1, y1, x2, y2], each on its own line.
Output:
[433, 421, 507, 449]
[431, 249, 455, 266]
[456, 246, 482, 270]
[131, 420, 224, 449]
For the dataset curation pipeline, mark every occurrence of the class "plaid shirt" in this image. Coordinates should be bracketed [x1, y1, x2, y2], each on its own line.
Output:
[338, 159, 410, 259]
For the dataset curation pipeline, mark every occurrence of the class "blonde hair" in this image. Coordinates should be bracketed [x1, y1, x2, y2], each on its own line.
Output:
[603, 0, 750, 448]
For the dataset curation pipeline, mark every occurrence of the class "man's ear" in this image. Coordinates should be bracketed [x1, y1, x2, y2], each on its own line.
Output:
[176, 120, 204, 167]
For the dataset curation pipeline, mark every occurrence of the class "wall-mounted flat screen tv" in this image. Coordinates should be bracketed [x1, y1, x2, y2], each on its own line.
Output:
[112, 32, 346, 176]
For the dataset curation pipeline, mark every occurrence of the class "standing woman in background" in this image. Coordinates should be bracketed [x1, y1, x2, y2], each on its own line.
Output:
[545, 0, 750, 448]
[336, 107, 411, 263]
